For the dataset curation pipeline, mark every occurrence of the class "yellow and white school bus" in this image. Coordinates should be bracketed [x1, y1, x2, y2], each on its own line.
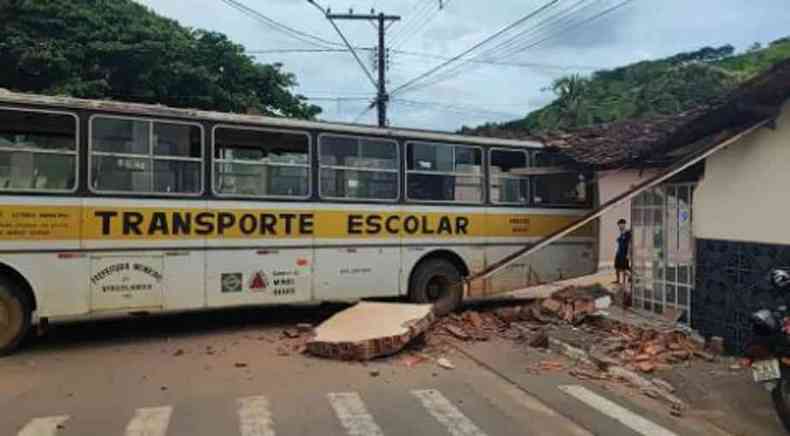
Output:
[0, 91, 596, 354]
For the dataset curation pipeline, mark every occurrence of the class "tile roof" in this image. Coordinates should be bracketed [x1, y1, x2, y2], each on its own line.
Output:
[550, 57, 790, 168]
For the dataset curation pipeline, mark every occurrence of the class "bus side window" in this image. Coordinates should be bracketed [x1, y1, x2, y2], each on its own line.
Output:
[90, 116, 202, 194]
[531, 151, 591, 207]
[319, 134, 398, 201]
[406, 141, 483, 203]
[490, 149, 529, 205]
[0, 108, 77, 192]
[213, 127, 310, 198]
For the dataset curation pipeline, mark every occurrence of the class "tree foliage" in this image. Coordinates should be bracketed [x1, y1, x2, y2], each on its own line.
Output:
[464, 39, 790, 136]
[0, 0, 321, 119]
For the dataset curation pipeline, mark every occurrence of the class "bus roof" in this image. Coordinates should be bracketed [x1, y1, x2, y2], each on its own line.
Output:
[0, 88, 543, 148]
[0, 89, 542, 149]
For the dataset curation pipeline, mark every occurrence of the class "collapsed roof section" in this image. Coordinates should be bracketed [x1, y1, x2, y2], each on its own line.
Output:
[540, 57, 790, 170]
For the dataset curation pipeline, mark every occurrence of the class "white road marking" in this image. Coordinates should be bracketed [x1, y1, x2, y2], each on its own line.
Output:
[18, 416, 69, 436]
[238, 396, 276, 436]
[412, 389, 488, 436]
[125, 406, 173, 436]
[559, 385, 678, 436]
[327, 392, 384, 436]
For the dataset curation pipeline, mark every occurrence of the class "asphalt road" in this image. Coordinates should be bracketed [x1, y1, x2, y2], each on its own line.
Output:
[0, 304, 737, 436]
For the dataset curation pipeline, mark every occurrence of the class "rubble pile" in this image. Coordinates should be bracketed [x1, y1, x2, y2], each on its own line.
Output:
[586, 321, 712, 374]
[425, 284, 612, 344]
[423, 283, 712, 376]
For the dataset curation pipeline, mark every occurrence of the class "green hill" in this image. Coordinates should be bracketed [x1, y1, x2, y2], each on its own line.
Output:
[0, 0, 320, 119]
[462, 37, 790, 137]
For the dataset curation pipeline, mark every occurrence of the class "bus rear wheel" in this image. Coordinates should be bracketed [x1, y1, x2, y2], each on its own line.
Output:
[409, 258, 463, 316]
[0, 278, 31, 356]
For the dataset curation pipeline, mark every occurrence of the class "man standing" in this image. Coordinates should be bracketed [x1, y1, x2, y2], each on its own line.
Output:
[614, 218, 632, 285]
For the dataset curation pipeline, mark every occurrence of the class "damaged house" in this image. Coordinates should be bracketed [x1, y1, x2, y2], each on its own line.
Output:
[540, 58, 790, 353]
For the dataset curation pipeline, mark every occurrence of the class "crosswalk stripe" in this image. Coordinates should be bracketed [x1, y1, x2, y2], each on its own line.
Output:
[412, 389, 488, 436]
[18, 416, 69, 436]
[238, 396, 276, 436]
[125, 406, 173, 436]
[559, 385, 678, 436]
[327, 392, 384, 436]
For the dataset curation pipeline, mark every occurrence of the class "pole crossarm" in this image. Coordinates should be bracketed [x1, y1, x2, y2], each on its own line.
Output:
[309, 2, 400, 127]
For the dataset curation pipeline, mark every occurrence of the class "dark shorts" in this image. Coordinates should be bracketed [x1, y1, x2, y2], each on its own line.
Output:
[615, 254, 630, 271]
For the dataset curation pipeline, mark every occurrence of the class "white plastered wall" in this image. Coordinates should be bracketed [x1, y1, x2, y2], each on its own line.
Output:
[694, 99, 790, 243]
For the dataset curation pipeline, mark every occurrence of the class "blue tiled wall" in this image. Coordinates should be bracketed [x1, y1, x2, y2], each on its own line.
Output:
[694, 239, 790, 354]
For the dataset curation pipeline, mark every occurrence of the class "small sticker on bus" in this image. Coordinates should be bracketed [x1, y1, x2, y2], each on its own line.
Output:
[249, 271, 269, 292]
[221, 273, 242, 293]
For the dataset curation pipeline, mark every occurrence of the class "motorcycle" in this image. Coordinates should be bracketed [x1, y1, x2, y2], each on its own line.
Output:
[749, 269, 790, 432]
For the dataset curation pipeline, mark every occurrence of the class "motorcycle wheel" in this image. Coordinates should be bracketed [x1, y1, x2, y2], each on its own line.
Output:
[771, 371, 790, 432]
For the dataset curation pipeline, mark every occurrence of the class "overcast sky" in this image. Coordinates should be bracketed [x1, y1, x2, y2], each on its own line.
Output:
[136, 0, 790, 131]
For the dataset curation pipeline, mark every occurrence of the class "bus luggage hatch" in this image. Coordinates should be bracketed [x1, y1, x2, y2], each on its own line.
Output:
[89, 256, 164, 311]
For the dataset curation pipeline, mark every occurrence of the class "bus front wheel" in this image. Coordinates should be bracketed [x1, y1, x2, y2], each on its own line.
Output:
[0, 278, 31, 356]
[409, 258, 463, 316]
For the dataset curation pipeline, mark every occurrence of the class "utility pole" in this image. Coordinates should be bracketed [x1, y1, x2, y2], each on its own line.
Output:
[376, 13, 389, 128]
[309, 2, 400, 127]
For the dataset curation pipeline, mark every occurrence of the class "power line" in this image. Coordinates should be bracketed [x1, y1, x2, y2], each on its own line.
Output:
[389, 0, 434, 44]
[218, 0, 343, 49]
[304, 96, 374, 101]
[394, 0, 594, 94]
[500, 0, 638, 57]
[390, 0, 562, 95]
[393, 0, 637, 96]
[353, 105, 376, 123]
[468, 0, 599, 64]
[393, 98, 524, 118]
[390, 0, 445, 49]
[394, 0, 599, 93]
[248, 48, 373, 54]
[391, 49, 602, 70]
[307, 2, 382, 91]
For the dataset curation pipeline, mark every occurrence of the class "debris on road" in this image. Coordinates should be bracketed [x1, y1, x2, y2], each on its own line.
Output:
[283, 328, 301, 339]
[400, 354, 429, 368]
[296, 323, 314, 333]
[306, 302, 435, 361]
[234, 362, 248, 368]
[437, 357, 455, 370]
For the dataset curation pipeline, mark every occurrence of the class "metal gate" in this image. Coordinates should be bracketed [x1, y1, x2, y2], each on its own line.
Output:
[630, 183, 696, 324]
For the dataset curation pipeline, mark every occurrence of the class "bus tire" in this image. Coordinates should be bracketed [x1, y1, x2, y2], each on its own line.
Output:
[409, 258, 463, 316]
[0, 277, 31, 356]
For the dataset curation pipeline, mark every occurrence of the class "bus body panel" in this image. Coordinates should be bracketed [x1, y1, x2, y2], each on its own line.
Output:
[82, 198, 207, 313]
[313, 203, 401, 301]
[202, 201, 314, 307]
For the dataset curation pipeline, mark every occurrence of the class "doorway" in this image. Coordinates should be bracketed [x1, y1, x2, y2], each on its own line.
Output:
[630, 183, 696, 324]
